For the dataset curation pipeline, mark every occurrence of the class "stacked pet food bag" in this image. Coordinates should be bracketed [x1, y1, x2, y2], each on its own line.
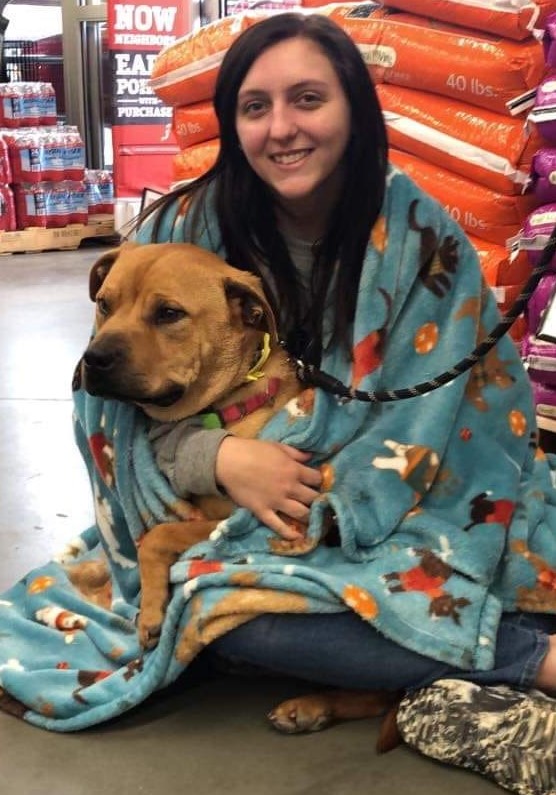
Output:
[522, 13, 556, 424]
[149, 0, 556, 415]
[0, 81, 114, 232]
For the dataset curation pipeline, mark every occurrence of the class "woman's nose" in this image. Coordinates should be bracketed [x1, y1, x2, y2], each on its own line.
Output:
[268, 104, 297, 140]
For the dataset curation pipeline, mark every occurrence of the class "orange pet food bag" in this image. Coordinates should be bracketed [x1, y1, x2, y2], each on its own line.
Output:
[173, 101, 219, 149]
[468, 234, 532, 288]
[377, 84, 543, 195]
[172, 138, 220, 183]
[150, 12, 269, 107]
[363, 0, 547, 42]
[389, 148, 538, 246]
[320, 3, 546, 116]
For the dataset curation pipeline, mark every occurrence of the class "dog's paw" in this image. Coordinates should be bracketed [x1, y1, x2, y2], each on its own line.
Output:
[268, 695, 334, 734]
[136, 609, 164, 650]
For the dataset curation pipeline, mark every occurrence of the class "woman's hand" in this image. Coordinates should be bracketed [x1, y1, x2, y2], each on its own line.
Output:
[215, 436, 322, 539]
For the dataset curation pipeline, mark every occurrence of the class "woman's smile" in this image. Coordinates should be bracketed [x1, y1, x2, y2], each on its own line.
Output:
[270, 149, 313, 167]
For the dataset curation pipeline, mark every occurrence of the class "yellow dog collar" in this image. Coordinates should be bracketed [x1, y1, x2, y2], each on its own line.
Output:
[245, 332, 271, 382]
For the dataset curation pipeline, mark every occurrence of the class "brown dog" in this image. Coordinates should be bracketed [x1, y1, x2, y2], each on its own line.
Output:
[79, 241, 399, 740]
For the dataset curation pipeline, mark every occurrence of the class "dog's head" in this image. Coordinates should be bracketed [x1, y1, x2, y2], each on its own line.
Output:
[81, 242, 278, 421]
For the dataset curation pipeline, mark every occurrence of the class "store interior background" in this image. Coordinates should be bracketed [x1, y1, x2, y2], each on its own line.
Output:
[0, 1, 262, 241]
[1, 2, 108, 162]
[0, 0, 248, 219]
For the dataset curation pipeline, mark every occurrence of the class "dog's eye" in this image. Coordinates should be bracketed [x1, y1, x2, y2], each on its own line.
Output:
[97, 297, 110, 316]
[154, 305, 187, 325]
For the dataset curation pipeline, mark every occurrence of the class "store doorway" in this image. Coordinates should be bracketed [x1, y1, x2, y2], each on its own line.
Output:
[1, 0, 109, 168]
[61, 0, 111, 170]
[2, 1, 64, 115]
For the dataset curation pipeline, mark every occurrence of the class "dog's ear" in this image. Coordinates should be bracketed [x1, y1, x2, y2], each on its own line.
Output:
[89, 243, 139, 300]
[89, 248, 121, 301]
[224, 278, 277, 338]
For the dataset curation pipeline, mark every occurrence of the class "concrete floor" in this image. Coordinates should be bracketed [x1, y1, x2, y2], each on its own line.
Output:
[0, 243, 500, 795]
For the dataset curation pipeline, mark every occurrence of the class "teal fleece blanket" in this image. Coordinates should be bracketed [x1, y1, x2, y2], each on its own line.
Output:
[2, 166, 556, 731]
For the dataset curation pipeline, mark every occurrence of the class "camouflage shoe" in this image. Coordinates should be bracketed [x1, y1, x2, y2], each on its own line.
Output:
[396, 679, 556, 795]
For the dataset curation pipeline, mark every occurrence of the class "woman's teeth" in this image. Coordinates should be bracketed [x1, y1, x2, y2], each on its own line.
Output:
[272, 151, 309, 165]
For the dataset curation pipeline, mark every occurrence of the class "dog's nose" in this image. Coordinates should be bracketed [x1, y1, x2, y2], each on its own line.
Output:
[83, 346, 121, 372]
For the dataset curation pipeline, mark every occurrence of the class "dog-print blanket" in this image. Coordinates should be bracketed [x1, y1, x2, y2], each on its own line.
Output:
[2, 165, 556, 731]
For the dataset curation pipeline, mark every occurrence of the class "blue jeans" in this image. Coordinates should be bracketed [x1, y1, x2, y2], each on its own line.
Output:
[208, 611, 554, 691]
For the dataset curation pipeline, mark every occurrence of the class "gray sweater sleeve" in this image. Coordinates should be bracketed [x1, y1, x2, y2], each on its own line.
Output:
[148, 418, 230, 497]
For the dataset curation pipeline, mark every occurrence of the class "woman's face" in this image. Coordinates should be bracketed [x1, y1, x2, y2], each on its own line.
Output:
[235, 37, 351, 216]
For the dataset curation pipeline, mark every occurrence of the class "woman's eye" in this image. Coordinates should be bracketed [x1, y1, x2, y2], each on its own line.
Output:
[96, 297, 109, 316]
[154, 305, 187, 325]
[297, 92, 322, 108]
[241, 100, 267, 117]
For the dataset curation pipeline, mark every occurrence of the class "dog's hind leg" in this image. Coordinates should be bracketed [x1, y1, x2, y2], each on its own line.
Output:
[137, 520, 218, 649]
[268, 690, 401, 738]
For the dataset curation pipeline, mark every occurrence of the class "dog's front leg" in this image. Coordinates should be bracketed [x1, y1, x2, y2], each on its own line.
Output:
[137, 520, 218, 649]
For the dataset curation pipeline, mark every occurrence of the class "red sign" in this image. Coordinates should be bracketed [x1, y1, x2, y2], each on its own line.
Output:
[107, 2, 191, 197]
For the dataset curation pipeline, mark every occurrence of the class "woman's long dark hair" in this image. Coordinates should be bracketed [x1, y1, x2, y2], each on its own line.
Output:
[138, 12, 388, 360]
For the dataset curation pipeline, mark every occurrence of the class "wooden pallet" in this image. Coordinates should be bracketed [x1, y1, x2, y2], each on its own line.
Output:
[0, 215, 116, 254]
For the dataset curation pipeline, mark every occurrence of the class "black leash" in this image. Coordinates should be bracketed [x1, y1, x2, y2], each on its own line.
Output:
[295, 224, 556, 403]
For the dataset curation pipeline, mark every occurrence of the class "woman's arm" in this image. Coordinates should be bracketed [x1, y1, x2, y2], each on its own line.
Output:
[148, 420, 230, 497]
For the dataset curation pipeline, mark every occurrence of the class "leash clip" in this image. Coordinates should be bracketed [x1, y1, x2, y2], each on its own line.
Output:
[295, 358, 311, 384]
[295, 359, 354, 402]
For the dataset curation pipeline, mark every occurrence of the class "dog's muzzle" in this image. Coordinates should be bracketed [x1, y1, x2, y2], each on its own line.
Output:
[82, 335, 184, 407]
